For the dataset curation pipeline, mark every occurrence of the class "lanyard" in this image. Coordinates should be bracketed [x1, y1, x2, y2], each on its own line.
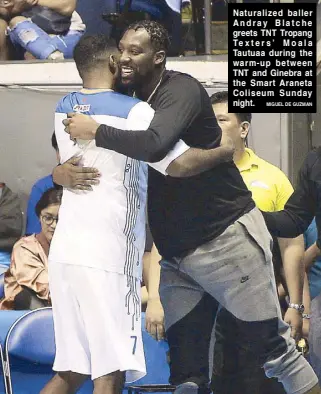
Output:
[133, 69, 165, 104]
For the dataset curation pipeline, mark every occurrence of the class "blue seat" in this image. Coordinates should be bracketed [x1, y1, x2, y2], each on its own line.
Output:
[4, 308, 172, 393]
[0, 310, 33, 394]
[125, 314, 175, 394]
[0, 274, 5, 300]
[0, 253, 11, 269]
[0, 344, 8, 394]
[4, 308, 93, 394]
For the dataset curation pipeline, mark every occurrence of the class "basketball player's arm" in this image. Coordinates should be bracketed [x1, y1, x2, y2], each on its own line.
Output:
[145, 244, 165, 341]
[262, 151, 317, 240]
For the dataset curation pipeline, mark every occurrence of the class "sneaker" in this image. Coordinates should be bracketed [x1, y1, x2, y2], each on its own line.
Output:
[48, 51, 64, 61]
[175, 382, 199, 394]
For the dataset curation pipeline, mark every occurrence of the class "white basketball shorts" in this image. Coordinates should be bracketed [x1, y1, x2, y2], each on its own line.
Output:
[48, 262, 146, 382]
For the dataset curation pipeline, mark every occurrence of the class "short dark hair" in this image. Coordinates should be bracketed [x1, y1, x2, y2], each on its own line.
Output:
[124, 20, 170, 53]
[73, 34, 114, 77]
[35, 188, 62, 218]
[210, 91, 252, 124]
[51, 132, 58, 151]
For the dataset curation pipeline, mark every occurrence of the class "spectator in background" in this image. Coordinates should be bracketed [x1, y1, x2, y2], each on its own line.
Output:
[0, 0, 85, 60]
[210, 91, 308, 394]
[26, 132, 59, 235]
[0, 188, 62, 310]
[0, 15, 9, 60]
[0, 182, 23, 270]
[106, 0, 183, 56]
[158, 0, 182, 56]
[143, 0, 183, 56]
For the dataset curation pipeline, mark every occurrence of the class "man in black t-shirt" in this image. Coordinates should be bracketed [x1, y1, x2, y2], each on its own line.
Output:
[57, 22, 320, 394]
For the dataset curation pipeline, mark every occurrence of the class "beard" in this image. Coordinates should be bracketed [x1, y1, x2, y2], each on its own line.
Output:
[116, 66, 157, 99]
[113, 74, 135, 97]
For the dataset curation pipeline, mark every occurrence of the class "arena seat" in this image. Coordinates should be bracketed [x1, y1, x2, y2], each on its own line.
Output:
[0, 311, 31, 393]
[0, 344, 8, 394]
[0, 274, 5, 300]
[125, 314, 175, 394]
[2, 308, 172, 393]
[4, 308, 93, 394]
[0, 268, 7, 277]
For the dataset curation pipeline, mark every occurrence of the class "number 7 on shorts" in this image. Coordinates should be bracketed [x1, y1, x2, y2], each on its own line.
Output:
[130, 336, 137, 354]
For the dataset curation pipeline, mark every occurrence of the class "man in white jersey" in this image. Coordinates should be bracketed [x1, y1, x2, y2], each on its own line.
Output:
[41, 34, 193, 394]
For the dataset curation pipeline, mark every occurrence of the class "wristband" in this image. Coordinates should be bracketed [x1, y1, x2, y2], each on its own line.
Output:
[302, 313, 311, 320]
[288, 303, 305, 313]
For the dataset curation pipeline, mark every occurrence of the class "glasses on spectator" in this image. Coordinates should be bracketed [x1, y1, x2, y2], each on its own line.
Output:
[41, 214, 58, 226]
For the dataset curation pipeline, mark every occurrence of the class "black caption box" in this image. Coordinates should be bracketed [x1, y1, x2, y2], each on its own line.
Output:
[228, 3, 317, 113]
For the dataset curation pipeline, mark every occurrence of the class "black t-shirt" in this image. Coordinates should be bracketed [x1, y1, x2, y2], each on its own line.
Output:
[145, 222, 153, 252]
[263, 148, 321, 248]
[96, 70, 254, 258]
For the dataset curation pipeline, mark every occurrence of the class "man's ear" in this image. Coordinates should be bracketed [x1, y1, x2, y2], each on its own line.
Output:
[154, 50, 165, 66]
[108, 54, 117, 74]
[240, 122, 250, 140]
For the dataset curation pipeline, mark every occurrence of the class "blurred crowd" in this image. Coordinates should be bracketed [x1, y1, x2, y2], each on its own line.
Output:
[0, 0, 191, 60]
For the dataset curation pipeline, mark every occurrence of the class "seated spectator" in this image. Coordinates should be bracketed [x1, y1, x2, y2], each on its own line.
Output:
[0, 14, 9, 60]
[0, 0, 85, 60]
[26, 132, 59, 235]
[140, 0, 183, 56]
[0, 188, 62, 310]
[106, 0, 182, 56]
[0, 182, 23, 269]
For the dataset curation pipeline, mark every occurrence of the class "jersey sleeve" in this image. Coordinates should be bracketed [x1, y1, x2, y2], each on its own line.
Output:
[126, 102, 190, 175]
[55, 99, 82, 163]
